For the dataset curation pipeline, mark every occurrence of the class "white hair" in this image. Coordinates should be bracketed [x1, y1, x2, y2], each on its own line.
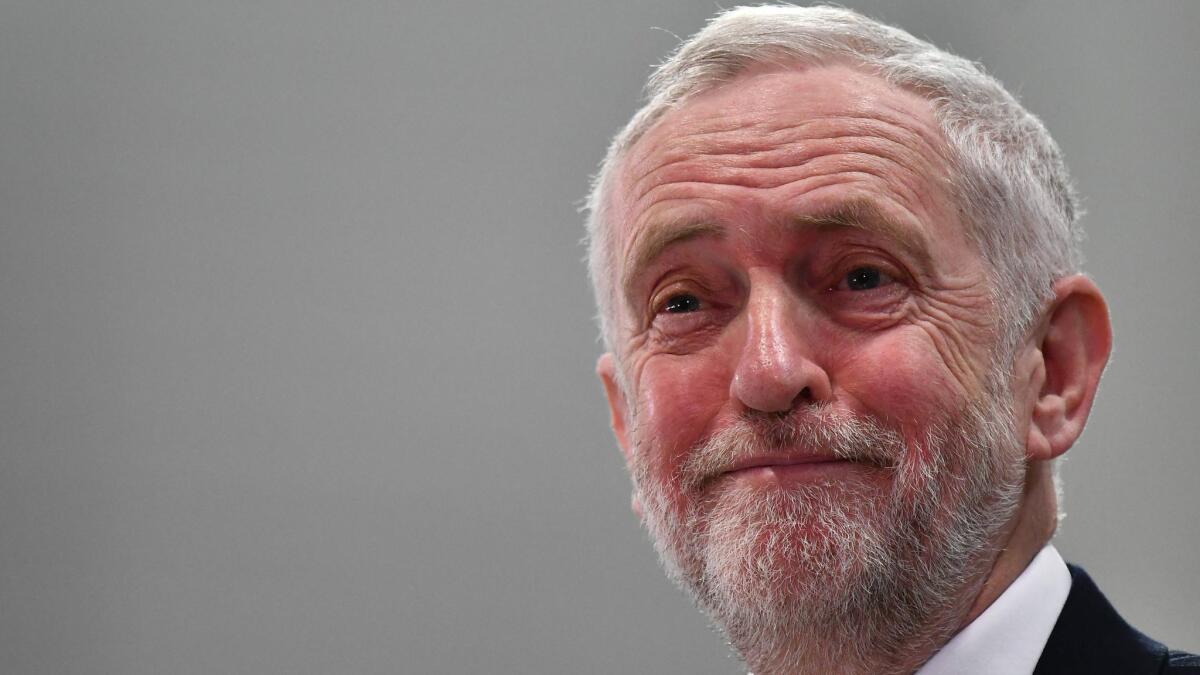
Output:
[584, 4, 1083, 357]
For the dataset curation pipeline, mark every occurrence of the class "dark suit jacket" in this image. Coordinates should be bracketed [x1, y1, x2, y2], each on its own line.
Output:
[1033, 564, 1199, 674]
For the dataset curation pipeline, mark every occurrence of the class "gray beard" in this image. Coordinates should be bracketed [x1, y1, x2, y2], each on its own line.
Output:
[631, 389, 1025, 675]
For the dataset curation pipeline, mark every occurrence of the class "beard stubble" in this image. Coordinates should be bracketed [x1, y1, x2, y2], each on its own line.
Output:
[631, 390, 1025, 674]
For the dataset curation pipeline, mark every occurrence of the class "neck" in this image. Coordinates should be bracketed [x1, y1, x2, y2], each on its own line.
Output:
[954, 458, 1057, 630]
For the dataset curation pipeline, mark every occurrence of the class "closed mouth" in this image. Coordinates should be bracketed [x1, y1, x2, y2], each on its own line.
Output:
[722, 455, 846, 475]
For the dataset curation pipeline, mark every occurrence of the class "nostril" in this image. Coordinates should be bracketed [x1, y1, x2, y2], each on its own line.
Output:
[797, 386, 812, 401]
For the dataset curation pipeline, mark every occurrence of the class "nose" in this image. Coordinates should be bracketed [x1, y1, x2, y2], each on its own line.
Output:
[730, 280, 832, 413]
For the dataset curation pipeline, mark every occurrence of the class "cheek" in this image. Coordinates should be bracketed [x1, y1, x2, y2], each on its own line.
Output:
[634, 354, 731, 477]
[835, 330, 969, 440]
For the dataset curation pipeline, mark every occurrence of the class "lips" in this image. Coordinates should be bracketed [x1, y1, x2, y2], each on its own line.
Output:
[679, 411, 903, 492]
[723, 454, 846, 475]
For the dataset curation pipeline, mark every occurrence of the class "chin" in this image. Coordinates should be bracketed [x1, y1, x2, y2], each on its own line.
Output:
[635, 380, 1028, 673]
[702, 480, 886, 598]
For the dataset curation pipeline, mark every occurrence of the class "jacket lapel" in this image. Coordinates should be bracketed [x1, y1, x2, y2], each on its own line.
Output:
[1033, 564, 1167, 674]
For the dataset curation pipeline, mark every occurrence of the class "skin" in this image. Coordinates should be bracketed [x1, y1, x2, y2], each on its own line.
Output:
[596, 64, 1112, 672]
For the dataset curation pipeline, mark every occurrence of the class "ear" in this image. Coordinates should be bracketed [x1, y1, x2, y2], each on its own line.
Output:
[596, 352, 632, 457]
[596, 352, 642, 517]
[1020, 275, 1112, 461]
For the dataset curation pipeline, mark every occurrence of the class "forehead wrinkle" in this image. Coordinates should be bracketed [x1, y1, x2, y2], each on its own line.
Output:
[629, 114, 948, 203]
[621, 218, 725, 308]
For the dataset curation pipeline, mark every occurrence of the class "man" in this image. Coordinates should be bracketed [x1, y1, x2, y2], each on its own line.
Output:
[584, 5, 1197, 674]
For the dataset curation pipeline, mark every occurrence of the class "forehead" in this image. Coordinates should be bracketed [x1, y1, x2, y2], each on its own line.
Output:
[609, 63, 962, 283]
[620, 63, 949, 186]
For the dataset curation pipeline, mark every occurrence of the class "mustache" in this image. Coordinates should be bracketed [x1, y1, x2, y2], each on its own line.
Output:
[678, 406, 906, 492]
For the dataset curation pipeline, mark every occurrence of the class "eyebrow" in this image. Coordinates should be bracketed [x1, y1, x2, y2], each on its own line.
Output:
[794, 199, 932, 266]
[620, 198, 932, 305]
[622, 217, 725, 306]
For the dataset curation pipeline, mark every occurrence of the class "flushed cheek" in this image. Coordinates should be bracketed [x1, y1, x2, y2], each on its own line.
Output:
[838, 331, 970, 440]
[634, 354, 732, 479]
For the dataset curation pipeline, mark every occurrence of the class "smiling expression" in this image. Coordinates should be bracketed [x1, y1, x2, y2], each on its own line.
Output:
[606, 64, 999, 490]
[595, 63, 1033, 669]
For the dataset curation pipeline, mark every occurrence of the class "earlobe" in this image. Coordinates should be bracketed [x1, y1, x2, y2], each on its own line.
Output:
[1025, 275, 1112, 460]
[597, 352, 633, 463]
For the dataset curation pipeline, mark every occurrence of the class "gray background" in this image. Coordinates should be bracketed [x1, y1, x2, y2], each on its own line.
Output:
[1, 1, 1196, 673]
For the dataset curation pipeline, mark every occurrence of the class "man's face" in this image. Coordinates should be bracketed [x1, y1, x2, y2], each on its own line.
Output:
[600, 64, 1028, 664]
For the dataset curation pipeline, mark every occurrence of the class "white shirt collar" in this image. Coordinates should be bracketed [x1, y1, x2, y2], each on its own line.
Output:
[916, 544, 1072, 675]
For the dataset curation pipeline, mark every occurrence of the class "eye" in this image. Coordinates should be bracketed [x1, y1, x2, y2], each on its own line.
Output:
[662, 293, 701, 313]
[841, 266, 893, 291]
